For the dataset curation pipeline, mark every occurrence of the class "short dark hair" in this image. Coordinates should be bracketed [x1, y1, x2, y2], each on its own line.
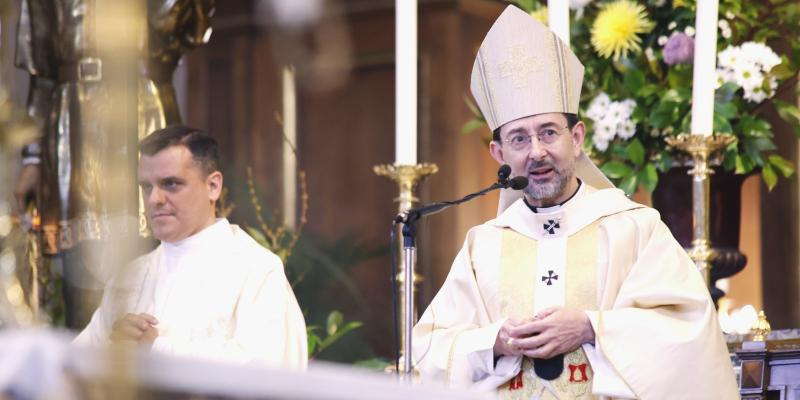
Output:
[139, 125, 220, 175]
[492, 113, 580, 142]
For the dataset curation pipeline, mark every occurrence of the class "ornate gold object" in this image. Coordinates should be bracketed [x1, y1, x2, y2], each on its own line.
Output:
[374, 163, 439, 212]
[374, 162, 438, 376]
[665, 133, 736, 284]
[751, 310, 771, 342]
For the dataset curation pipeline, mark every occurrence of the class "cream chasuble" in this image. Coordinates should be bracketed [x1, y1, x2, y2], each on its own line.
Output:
[75, 219, 308, 369]
[412, 185, 739, 399]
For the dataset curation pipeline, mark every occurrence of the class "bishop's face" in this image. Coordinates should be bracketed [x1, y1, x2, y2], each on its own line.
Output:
[489, 113, 584, 207]
[138, 145, 222, 243]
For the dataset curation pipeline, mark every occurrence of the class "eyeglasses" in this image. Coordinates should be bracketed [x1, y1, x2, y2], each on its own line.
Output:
[502, 126, 570, 152]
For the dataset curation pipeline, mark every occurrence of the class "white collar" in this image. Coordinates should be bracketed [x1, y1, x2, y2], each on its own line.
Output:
[161, 218, 231, 256]
[488, 186, 643, 239]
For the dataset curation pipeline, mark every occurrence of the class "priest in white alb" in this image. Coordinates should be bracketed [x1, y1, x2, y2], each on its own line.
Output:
[411, 6, 738, 399]
[75, 126, 307, 369]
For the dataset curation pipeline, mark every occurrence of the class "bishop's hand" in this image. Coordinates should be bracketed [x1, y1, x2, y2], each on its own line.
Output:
[493, 318, 523, 357]
[506, 307, 594, 359]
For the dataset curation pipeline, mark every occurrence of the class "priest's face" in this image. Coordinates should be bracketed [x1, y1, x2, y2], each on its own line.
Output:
[489, 113, 585, 207]
[138, 145, 223, 243]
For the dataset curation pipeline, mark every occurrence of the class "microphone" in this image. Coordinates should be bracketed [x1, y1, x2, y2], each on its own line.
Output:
[507, 176, 528, 190]
[498, 164, 512, 182]
[395, 165, 527, 224]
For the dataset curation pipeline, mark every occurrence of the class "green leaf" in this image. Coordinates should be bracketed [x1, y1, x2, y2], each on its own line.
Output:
[774, 99, 800, 126]
[734, 154, 746, 174]
[639, 84, 660, 98]
[326, 310, 344, 336]
[662, 88, 691, 103]
[713, 112, 733, 134]
[626, 139, 646, 166]
[638, 164, 659, 193]
[762, 163, 778, 191]
[666, 65, 692, 89]
[461, 119, 486, 134]
[307, 331, 320, 356]
[619, 173, 639, 195]
[714, 101, 738, 119]
[771, 60, 795, 80]
[600, 161, 632, 179]
[623, 68, 645, 95]
[649, 101, 679, 128]
[318, 321, 363, 354]
[715, 82, 739, 103]
[768, 154, 795, 178]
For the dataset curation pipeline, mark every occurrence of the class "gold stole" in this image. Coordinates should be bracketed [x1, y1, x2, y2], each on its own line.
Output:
[498, 220, 600, 399]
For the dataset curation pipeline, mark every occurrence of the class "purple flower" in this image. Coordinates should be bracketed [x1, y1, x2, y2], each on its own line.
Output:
[663, 32, 694, 65]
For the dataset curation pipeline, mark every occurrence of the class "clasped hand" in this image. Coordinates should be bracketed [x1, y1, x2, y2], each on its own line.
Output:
[110, 313, 159, 349]
[493, 307, 594, 359]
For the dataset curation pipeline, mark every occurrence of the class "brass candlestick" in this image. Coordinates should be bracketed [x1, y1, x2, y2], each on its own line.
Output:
[665, 133, 736, 285]
[374, 162, 438, 377]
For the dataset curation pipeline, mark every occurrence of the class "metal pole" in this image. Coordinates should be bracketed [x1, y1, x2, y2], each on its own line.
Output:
[402, 245, 416, 380]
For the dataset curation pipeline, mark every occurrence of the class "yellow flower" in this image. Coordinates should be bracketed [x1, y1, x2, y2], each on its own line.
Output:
[530, 7, 548, 25]
[591, 0, 654, 60]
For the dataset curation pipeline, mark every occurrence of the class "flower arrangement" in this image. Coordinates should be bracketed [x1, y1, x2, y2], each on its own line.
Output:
[468, 0, 800, 194]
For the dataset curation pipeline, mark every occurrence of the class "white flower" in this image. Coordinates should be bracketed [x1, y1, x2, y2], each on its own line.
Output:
[717, 42, 782, 103]
[621, 99, 636, 114]
[725, 11, 735, 19]
[586, 94, 637, 147]
[721, 27, 731, 39]
[744, 87, 767, 103]
[684, 26, 695, 37]
[606, 102, 627, 122]
[668, 21, 677, 30]
[717, 46, 740, 68]
[737, 65, 763, 91]
[645, 47, 655, 61]
[650, 128, 661, 137]
[589, 92, 611, 111]
[593, 136, 610, 151]
[718, 19, 730, 30]
[618, 120, 636, 139]
[658, 35, 668, 46]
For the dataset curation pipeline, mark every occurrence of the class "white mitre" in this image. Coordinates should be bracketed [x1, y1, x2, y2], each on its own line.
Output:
[469, 5, 614, 214]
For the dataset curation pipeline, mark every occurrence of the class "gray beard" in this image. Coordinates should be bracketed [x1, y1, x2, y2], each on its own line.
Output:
[524, 163, 574, 204]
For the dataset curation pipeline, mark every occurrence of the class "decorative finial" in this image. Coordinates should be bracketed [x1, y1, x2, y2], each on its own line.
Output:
[751, 310, 771, 342]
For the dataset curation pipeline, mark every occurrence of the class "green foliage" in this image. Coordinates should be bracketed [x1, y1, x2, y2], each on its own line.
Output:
[244, 177, 387, 363]
[575, 0, 800, 194]
[464, 0, 800, 194]
[307, 310, 363, 359]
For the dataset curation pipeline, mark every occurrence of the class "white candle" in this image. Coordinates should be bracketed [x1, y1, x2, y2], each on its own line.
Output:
[395, 0, 417, 165]
[690, 0, 719, 136]
[548, 0, 570, 47]
[282, 65, 297, 230]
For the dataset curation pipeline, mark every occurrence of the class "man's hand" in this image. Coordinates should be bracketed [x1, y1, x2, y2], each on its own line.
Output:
[506, 307, 594, 359]
[14, 164, 40, 213]
[140, 325, 159, 350]
[110, 313, 159, 347]
[493, 319, 523, 357]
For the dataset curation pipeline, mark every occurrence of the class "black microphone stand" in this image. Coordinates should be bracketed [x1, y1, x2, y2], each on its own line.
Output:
[392, 168, 526, 380]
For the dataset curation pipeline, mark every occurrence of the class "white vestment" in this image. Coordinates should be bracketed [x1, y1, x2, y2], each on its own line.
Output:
[412, 185, 738, 399]
[75, 219, 308, 369]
